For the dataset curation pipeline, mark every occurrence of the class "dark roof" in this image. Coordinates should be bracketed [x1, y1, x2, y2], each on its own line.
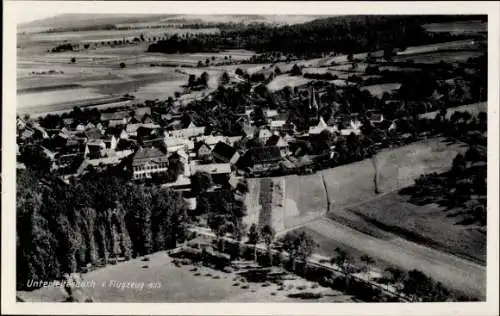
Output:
[265, 135, 281, 147]
[194, 141, 211, 153]
[212, 141, 237, 162]
[85, 128, 104, 140]
[241, 146, 282, 166]
[132, 147, 168, 166]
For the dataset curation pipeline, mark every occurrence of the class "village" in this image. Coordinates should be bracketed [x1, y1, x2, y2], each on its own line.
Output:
[16, 83, 391, 201]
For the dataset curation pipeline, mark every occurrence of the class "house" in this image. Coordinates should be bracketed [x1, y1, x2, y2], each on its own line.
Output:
[131, 147, 169, 180]
[194, 141, 212, 161]
[119, 129, 129, 140]
[190, 162, 232, 185]
[257, 127, 273, 143]
[32, 124, 49, 139]
[126, 123, 142, 137]
[62, 118, 74, 127]
[264, 109, 279, 120]
[103, 135, 118, 152]
[309, 116, 338, 135]
[101, 111, 129, 126]
[270, 120, 287, 132]
[84, 128, 104, 141]
[194, 135, 226, 148]
[212, 141, 240, 165]
[167, 122, 206, 139]
[164, 137, 194, 152]
[84, 139, 106, 159]
[137, 123, 162, 138]
[75, 124, 86, 132]
[141, 114, 154, 124]
[20, 128, 34, 140]
[265, 135, 290, 157]
[85, 122, 96, 130]
[134, 107, 151, 120]
[369, 113, 384, 124]
[238, 146, 282, 171]
[16, 117, 26, 130]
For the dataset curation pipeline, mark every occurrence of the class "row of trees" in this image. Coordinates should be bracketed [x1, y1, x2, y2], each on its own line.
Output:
[17, 169, 188, 290]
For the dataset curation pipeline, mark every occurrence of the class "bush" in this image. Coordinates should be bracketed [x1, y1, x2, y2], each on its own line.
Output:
[205, 273, 212, 277]
[311, 283, 319, 289]
[142, 265, 149, 269]
[271, 292, 277, 296]
[194, 272, 201, 276]
[120, 62, 126, 68]
[241, 285, 249, 289]
[232, 283, 240, 287]
[213, 275, 221, 279]
[296, 285, 307, 290]
[142, 257, 150, 262]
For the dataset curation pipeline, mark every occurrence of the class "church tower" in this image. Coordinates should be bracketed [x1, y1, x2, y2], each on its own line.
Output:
[308, 87, 319, 125]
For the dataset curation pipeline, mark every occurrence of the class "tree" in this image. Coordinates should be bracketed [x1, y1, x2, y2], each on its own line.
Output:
[403, 269, 434, 302]
[191, 171, 213, 195]
[274, 67, 282, 75]
[188, 74, 196, 87]
[235, 68, 244, 77]
[359, 254, 375, 276]
[247, 223, 261, 262]
[70, 57, 76, 64]
[347, 53, 354, 62]
[291, 64, 302, 76]
[280, 231, 316, 273]
[200, 72, 210, 88]
[205, 58, 210, 66]
[219, 71, 230, 85]
[383, 266, 405, 292]
[260, 225, 275, 266]
[197, 60, 204, 68]
[119, 62, 126, 69]
[383, 47, 394, 61]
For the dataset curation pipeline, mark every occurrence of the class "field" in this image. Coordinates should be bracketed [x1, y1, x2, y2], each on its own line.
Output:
[300, 217, 486, 299]
[396, 40, 481, 56]
[267, 75, 313, 92]
[393, 50, 483, 64]
[17, 251, 354, 303]
[422, 20, 487, 35]
[284, 138, 486, 298]
[360, 83, 402, 98]
[419, 102, 487, 120]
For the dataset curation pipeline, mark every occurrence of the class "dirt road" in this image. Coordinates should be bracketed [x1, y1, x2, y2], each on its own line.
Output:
[305, 218, 486, 299]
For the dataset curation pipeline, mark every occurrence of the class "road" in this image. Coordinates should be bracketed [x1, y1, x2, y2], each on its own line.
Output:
[305, 218, 486, 299]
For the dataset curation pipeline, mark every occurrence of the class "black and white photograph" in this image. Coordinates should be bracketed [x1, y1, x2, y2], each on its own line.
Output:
[2, 1, 499, 315]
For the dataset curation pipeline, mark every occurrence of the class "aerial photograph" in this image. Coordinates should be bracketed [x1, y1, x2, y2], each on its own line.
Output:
[15, 12, 487, 303]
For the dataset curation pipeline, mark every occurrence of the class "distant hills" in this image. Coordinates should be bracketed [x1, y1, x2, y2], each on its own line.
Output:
[18, 14, 324, 33]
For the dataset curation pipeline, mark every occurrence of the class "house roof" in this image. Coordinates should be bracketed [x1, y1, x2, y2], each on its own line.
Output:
[85, 128, 104, 140]
[132, 147, 168, 166]
[212, 141, 237, 161]
[194, 141, 211, 153]
[270, 120, 287, 128]
[126, 123, 142, 134]
[191, 162, 231, 175]
[242, 146, 282, 165]
[265, 135, 287, 147]
[101, 111, 130, 121]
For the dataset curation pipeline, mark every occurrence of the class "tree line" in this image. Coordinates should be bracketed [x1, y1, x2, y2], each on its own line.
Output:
[17, 169, 188, 290]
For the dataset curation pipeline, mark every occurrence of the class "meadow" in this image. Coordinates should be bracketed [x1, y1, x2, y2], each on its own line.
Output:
[422, 20, 487, 35]
[360, 83, 402, 98]
[17, 251, 353, 303]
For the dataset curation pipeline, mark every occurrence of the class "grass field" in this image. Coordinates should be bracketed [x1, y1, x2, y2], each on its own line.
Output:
[360, 83, 402, 98]
[17, 251, 353, 303]
[422, 20, 487, 35]
[267, 75, 313, 92]
[396, 40, 481, 56]
[347, 191, 486, 263]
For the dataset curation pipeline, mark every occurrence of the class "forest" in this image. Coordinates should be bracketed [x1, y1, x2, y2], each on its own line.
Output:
[16, 169, 189, 290]
[147, 15, 483, 57]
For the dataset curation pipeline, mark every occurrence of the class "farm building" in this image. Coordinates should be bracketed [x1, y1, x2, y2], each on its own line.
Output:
[101, 111, 130, 126]
[211, 141, 240, 165]
[238, 146, 282, 171]
[84, 140, 106, 159]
